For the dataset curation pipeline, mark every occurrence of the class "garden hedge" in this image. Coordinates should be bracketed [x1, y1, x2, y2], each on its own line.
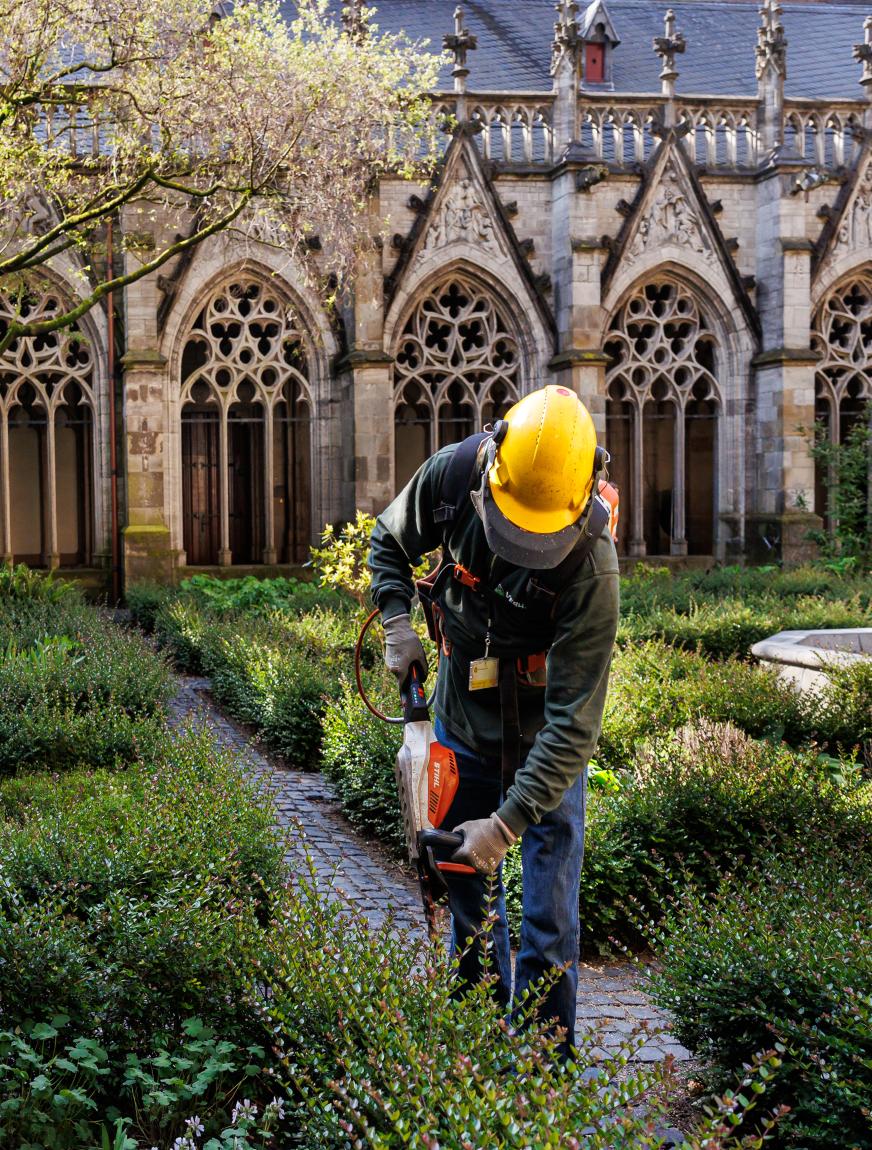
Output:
[648, 848, 872, 1150]
[0, 597, 172, 774]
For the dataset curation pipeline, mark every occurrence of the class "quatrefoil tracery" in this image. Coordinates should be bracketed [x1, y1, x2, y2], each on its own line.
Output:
[0, 283, 95, 414]
[813, 273, 872, 411]
[394, 275, 521, 421]
[180, 278, 311, 411]
[605, 281, 720, 411]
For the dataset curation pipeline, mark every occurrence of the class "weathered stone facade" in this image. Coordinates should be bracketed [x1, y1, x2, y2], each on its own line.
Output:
[1, 0, 870, 586]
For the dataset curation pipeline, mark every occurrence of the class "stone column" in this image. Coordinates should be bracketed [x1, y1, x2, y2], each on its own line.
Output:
[120, 223, 175, 586]
[345, 231, 395, 514]
[549, 160, 610, 440]
[750, 161, 821, 564]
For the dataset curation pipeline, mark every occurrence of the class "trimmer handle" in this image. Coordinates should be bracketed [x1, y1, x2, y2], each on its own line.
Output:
[419, 829, 464, 853]
[400, 662, 430, 724]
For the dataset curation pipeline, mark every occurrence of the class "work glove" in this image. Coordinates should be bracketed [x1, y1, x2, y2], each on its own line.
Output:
[452, 813, 517, 875]
[382, 612, 428, 682]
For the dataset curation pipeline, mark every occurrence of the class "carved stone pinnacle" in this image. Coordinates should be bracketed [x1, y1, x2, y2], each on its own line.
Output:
[755, 0, 787, 81]
[653, 8, 686, 97]
[853, 15, 872, 90]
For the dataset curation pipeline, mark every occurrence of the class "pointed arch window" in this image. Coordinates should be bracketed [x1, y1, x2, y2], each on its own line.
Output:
[605, 281, 720, 557]
[179, 277, 312, 566]
[0, 282, 96, 568]
[811, 272, 871, 526]
[393, 274, 522, 490]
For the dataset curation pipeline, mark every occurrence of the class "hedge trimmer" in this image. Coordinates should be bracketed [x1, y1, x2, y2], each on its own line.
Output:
[356, 610, 474, 940]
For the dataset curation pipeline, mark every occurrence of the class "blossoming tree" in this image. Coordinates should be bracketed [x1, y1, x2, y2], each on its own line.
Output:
[0, 0, 440, 350]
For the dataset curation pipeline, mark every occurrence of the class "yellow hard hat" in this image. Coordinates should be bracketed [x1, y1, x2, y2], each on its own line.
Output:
[472, 385, 602, 569]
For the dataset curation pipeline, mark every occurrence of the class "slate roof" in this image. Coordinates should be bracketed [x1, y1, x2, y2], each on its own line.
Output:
[315, 1, 870, 101]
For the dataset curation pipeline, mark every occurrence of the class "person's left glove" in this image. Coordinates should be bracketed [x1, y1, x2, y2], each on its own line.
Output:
[451, 813, 517, 875]
[382, 612, 428, 682]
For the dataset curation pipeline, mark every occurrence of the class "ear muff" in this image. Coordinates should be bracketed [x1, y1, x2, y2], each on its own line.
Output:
[492, 419, 509, 445]
[593, 445, 607, 477]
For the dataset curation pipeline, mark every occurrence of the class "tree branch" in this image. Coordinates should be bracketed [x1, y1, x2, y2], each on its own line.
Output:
[0, 191, 252, 355]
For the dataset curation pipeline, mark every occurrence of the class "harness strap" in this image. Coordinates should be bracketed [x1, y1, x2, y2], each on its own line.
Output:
[499, 657, 521, 795]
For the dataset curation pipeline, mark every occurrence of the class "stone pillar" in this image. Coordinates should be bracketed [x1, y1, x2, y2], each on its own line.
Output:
[120, 226, 175, 586]
[549, 160, 610, 440]
[750, 162, 821, 564]
[345, 232, 394, 515]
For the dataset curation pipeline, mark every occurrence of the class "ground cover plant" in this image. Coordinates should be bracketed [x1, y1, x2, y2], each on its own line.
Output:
[648, 848, 872, 1149]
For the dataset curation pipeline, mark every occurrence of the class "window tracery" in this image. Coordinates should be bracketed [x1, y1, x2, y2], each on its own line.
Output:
[812, 272, 872, 436]
[0, 282, 96, 566]
[180, 277, 312, 566]
[811, 272, 871, 524]
[393, 275, 522, 489]
[605, 281, 720, 556]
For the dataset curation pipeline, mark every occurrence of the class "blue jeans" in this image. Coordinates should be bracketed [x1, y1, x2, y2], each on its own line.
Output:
[434, 718, 586, 1059]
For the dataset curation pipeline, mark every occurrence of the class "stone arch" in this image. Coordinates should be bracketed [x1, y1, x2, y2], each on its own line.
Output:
[165, 259, 332, 566]
[0, 270, 108, 568]
[602, 267, 748, 558]
[387, 264, 537, 491]
[810, 266, 872, 525]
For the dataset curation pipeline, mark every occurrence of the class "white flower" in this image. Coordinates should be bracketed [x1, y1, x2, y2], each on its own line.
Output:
[231, 1097, 258, 1125]
[264, 1096, 286, 1121]
[185, 1115, 205, 1137]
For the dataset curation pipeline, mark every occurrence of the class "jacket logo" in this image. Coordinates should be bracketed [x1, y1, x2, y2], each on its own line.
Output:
[495, 586, 526, 609]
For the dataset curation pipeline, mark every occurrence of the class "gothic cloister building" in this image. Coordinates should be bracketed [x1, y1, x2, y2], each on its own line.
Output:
[2, 0, 871, 588]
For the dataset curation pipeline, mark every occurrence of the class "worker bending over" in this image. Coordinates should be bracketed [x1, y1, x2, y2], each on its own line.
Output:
[368, 385, 619, 1057]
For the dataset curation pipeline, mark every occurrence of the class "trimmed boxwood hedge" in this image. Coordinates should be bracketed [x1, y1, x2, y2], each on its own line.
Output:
[648, 848, 872, 1149]
[0, 598, 172, 774]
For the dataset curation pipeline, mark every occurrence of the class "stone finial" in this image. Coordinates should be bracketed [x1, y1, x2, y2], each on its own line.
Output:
[341, 1, 369, 42]
[551, 0, 581, 76]
[443, 5, 478, 96]
[755, 0, 787, 80]
[653, 9, 686, 101]
[853, 15, 872, 91]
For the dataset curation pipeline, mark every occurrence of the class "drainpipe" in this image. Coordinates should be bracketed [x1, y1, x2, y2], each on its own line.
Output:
[106, 217, 121, 603]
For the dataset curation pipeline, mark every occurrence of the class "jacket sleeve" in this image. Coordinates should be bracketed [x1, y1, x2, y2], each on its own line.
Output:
[368, 451, 451, 622]
[496, 540, 620, 836]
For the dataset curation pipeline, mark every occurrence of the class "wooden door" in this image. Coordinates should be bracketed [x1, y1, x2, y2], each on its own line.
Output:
[182, 411, 220, 565]
[228, 415, 264, 564]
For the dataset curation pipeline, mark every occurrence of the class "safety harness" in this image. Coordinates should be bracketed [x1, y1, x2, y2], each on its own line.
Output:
[417, 431, 619, 795]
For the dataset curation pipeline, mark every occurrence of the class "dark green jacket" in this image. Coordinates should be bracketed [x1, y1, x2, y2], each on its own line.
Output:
[368, 444, 620, 836]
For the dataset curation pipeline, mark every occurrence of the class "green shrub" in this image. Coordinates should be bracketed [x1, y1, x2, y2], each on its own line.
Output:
[0, 1016, 284, 1150]
[599, 640, 867, 766]
[0, 727, 284, 1055]
[179, 572, 349, 614]
[154, 596, 210, 671]
[619, 563, 871, 617]
[249, 863, 781, 1150]
[321, 679, 405, 851]
[0, 600, 172, 774]
[0, 562, 79, 602]
[125, 581, 175, 632]
[618, 594, 871, 659]
[505, 723, 872, 950]
[648, 849, 872, 1149]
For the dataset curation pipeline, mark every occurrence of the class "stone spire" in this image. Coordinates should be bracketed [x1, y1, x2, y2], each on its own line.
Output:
[756, 0, 786, 152]
[755, 0, 787, 79]
[653, 9, 685, 123]
[341, 0, 368, 42]
[551, 1, 581, 151]
[854, 15, 872, 98]
[443, 5, 477, 121]
[551, 0, 581, 77]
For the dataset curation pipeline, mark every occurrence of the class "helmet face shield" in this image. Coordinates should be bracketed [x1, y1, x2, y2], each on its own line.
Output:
[471, 473, 588, 570]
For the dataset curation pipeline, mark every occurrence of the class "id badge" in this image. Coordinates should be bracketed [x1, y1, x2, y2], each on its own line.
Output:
[468, 656, 499, 691]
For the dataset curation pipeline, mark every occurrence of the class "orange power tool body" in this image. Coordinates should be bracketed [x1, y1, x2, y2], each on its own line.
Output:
[396, 664, 475, 938]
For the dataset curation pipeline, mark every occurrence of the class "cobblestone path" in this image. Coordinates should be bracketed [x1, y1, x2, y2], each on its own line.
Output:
[169, 674, 690, 1066]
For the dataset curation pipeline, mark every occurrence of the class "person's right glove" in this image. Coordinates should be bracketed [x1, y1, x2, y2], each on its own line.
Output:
[382, 612, 428, 682]
[451, 813, 517, 875]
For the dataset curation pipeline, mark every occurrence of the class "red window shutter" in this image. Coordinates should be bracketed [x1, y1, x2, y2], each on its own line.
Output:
[585, 43, 605, 83]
